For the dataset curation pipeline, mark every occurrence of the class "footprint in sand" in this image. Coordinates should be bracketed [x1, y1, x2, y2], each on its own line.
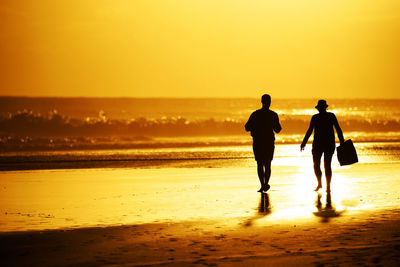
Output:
[192, 259, 206, 264]
[214, 234, 226, 240]
[270, 244, 284, 250]
[189, 240, 201, 246]
[278, 230, 289, 234]
[373, 256, 382, 264]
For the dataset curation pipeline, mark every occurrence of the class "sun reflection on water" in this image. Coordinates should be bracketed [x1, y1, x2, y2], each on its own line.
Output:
[1, 147, 399, 231]
[252, 151, 353, 224]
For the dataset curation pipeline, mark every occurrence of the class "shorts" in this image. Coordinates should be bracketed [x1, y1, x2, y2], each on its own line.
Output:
[253, 139, 275, 163]
[312, 144, 335, 161]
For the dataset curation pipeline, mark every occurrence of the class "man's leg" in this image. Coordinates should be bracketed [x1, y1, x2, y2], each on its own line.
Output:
[312, 149, 323, 191]
[257, 161, 264, 192]
[264, 160, 272, 189]
[324, 152, 333, 192]
[263, 144, 274, 191]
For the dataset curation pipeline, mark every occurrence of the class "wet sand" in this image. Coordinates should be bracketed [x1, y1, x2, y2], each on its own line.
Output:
[1, 157, 400, 265]
[1, 209, 400, 266]
[2, 161, 400, 231]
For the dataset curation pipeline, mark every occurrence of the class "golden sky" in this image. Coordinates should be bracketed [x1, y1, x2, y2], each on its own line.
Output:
[0, 0, 399, 98]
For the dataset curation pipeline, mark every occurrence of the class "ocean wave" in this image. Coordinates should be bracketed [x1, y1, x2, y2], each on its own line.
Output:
[1, 110, 400, 136]
[0, 110, 400, 152]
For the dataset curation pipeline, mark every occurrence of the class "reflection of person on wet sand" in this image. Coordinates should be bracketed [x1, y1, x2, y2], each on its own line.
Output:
[258, 193, 271, 214]
[243, 193, 271, 227]
[313, 192, 343, 222]
[245, 94, 281, 192]
[301, 100, 344, 192]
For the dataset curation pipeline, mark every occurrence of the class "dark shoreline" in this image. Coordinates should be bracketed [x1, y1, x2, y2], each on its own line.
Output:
[0, 157, 250, 171]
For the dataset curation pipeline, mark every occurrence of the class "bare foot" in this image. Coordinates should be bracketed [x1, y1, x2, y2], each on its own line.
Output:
[263, 184, 271, 192]
[314, 185, 322, 191]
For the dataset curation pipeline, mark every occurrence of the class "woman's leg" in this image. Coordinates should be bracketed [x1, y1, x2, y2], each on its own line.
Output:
[324, 152, 334, 192]
[312, 149, 323, 191]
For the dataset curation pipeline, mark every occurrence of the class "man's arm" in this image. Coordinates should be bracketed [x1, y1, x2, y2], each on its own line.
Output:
[333, 114, 345, 145]
[245, 113, 254, 132]
[301, 117, 314, 151]
[273, 113, 282, 133]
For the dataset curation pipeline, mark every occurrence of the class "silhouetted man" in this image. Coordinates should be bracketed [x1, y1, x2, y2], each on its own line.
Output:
[245, 94, 281, 192]
[301, 100, 344, 192]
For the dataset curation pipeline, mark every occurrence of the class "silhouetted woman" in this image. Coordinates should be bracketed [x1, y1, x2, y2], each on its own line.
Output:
[301, 100, 344, 192]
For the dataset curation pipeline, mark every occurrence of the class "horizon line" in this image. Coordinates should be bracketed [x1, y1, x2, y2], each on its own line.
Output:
[1, 95, 399, 100]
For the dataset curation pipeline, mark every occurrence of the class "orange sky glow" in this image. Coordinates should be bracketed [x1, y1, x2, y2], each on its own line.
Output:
[0, 0, 399, 98]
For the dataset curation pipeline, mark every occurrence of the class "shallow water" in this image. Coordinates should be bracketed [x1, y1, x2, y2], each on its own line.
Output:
[0, 143, 399, 232]
[1, 142, 399, 170]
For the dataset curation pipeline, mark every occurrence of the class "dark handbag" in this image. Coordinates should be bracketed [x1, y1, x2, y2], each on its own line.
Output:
[337, 139, 358, 166]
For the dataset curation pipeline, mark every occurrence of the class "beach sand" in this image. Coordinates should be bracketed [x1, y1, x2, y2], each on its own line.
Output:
[1, 156, 400, 266]
[1, 209, 400, 266]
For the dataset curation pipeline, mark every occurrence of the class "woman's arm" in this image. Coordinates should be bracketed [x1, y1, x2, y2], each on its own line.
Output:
[333, 114, 344, 145]
[301, 117, 314, 151]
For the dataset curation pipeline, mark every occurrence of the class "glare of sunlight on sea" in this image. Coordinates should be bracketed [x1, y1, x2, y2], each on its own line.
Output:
[1, 143, 400, 231]
[249, 144, 354, 225]
[286, 108, 340, 116]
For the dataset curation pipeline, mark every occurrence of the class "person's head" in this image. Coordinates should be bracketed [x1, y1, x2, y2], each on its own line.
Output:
[315, 99, 328, 113]
[261, 94, 271, 108]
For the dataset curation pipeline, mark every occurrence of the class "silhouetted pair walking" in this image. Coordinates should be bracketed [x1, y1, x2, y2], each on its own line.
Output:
[246, 95, 344, 193]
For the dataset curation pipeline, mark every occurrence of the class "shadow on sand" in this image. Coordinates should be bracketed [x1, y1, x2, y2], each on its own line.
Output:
[243, 193, 272, 227]
[313, 192, 345, 222]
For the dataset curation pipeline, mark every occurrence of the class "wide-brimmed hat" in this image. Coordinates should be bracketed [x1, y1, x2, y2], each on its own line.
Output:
[315, 99, 328, 109]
